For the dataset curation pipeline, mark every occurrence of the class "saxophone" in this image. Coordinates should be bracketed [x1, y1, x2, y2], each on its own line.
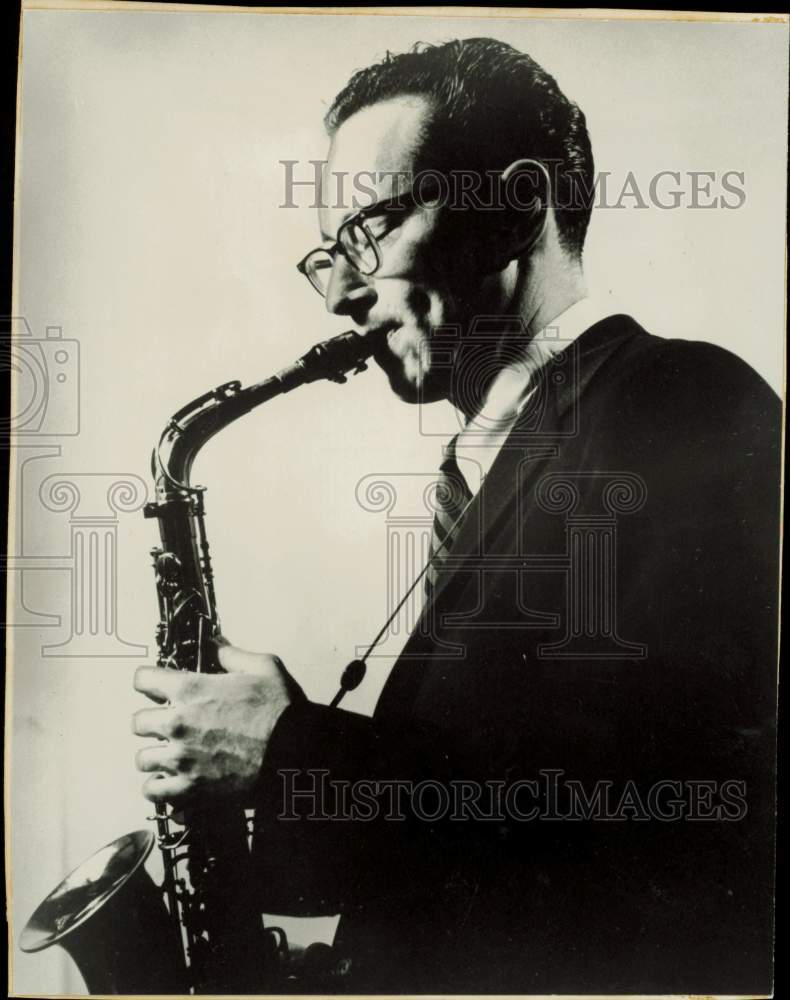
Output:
[19, 330, 375, 994]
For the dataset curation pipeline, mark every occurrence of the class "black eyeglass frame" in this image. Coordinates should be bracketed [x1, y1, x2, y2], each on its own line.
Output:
[296, 186, 435, 297]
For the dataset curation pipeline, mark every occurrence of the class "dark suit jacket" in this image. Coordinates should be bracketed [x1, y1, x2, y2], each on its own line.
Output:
[253, 316, 781, 994]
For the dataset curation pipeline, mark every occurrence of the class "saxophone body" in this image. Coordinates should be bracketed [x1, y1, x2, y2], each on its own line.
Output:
[19, 331, 374, 994]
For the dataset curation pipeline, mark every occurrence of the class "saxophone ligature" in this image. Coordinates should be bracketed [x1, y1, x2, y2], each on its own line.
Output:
[19, 330, 375, 994]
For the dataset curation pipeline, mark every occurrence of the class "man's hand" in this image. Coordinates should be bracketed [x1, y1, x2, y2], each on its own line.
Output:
[133, 641, 301, 805]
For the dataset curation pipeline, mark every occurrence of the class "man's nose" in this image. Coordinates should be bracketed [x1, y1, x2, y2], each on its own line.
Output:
[325, 254, 377, 318]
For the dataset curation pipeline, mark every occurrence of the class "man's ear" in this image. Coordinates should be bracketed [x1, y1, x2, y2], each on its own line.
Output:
[491, 158, 549, 265]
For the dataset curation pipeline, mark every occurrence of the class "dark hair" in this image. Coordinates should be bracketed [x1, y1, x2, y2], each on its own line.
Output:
[326, 37, 595, 260]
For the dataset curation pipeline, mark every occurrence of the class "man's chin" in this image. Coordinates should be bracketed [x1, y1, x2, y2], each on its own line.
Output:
[376, 359, 448, 405]
[373, 328, 452, 404]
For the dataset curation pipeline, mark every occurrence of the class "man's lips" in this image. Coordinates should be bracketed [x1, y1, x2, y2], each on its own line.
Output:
[364, 323, 401, 358]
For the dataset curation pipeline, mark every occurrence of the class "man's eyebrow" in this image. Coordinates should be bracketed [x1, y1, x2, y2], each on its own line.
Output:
[319, 207, 365, 243]
[319, 194, 398, 242]
[337, 203, 367, 228]
[319, 207, 355, 243]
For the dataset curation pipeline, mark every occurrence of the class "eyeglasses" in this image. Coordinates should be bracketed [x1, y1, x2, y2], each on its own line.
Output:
[297, 212, 382, 297]
[296, 187, 433, 298]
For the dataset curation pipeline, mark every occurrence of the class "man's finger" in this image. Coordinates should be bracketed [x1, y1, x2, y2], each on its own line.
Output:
[142, 772, 192, 805]
[132, 706, 175, 739]
[134, 665, 180, 702]
[135, 745, 180, 774]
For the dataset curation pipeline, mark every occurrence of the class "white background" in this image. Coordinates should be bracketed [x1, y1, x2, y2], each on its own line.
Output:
[9, 6, 788, 994]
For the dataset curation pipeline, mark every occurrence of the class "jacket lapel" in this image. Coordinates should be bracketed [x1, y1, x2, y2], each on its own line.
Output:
[375, 316, 645, 716]
[426, 316, 646, 612]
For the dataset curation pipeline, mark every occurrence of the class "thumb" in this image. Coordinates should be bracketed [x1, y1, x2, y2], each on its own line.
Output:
[213, 639, 306, 702]
[214, 640, 281, 677]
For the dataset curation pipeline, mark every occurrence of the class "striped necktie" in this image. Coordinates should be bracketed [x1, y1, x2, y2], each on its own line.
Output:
[424, 435, 473, 605]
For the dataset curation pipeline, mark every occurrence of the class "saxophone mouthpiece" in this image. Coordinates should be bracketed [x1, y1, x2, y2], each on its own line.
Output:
[277, 330, 375, 391]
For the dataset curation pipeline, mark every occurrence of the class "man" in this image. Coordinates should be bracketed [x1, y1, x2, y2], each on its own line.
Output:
[133, 39, 780, 993]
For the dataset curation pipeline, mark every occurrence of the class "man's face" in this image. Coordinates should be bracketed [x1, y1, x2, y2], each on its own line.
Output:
[317, 97, 517, 404]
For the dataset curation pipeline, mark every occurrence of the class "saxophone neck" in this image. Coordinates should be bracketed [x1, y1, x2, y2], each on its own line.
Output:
[151, 377, 281, 494]
[151, 330, 375, 493]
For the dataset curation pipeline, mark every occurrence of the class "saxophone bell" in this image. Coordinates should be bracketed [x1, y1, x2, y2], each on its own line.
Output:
[19, 830, 188, 995]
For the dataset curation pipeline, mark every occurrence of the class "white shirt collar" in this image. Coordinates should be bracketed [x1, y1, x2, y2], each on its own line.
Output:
[481, 295, 614, 422]
[452, 295, 616, 492]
